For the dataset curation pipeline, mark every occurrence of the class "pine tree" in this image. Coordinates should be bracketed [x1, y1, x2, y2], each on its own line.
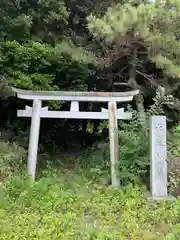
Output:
[87, 0, 180, 123]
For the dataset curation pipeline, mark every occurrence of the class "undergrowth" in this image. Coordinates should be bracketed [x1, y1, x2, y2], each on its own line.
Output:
[0, 141, 26, 182]
[0, 109, 180, 239]
[0, 171, 180, 239]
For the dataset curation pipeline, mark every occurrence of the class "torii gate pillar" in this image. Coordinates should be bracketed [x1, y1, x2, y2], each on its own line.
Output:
[27, 99, 42, 180]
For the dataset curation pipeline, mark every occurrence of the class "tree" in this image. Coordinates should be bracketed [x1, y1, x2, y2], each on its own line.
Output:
[0, 0, 97, 148]
[0, 0, 96, 94]
[0, 0, 69, 42]
[87, 0, 180, 123]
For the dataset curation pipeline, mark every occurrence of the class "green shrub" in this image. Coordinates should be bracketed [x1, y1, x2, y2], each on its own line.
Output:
[77, 125, 149, 185]
[168, 125, 180, 196]
[119, 128, 148, 184]
[0, 141, 26, 182]
[0, 171, 180, 239]
[168, 124, 180, 157]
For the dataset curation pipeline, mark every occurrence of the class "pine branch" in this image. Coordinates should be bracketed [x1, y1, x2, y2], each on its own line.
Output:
[136, 70, 158, 87]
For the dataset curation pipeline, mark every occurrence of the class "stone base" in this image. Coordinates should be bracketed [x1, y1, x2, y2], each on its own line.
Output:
[108, 184, 120, 189]
[147, 196, 176, 202]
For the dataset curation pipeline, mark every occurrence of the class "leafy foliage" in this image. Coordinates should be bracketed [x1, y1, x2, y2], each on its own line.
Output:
[0, 0, 69, 42]
[0, 0, 96, 94]
[0, 141, 26, 182]
[87, 1, 180, 77]
[87, 0, 180, 121]
[0, 170, 180, 239]
[167, 124, 180, 196]
[0, 40, 95, 91]
[79, 125, 148, 185]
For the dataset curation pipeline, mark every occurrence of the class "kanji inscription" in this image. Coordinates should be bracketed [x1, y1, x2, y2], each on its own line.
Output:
[150, 116, 167, 197]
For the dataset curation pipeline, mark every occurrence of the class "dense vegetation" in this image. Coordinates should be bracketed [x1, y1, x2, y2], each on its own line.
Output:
[0, 0, 180, 239]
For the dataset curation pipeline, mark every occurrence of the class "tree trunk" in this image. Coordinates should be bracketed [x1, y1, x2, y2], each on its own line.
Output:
[129, 48, 146, 127]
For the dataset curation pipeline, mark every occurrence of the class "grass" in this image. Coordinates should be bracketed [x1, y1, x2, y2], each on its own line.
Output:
[0, 139, 180, 239]
[0, 156, 180, 240]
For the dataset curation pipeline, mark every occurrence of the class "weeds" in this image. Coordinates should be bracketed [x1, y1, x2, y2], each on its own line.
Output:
[0, 171, 180, 239]
[0, 120, 180, 239]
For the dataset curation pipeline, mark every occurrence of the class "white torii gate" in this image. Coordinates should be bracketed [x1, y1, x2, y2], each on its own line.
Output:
[13, 87, 139, 187]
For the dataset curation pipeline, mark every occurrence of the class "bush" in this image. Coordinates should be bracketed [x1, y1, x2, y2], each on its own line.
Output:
[119, 128, 148, 184]
[78, 114, 180, 194]
[0, 171, 180, 239]
[77, 125, 149, 185]
[168, 125, 180, 196]
[0, 122, 180, 239]
[0, 141, 26, 182]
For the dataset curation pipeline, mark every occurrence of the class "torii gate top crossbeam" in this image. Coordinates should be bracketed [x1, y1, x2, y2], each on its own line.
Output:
[12, 87, 139, 102]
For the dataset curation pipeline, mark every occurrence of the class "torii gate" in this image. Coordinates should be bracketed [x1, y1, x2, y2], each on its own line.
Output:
[13, 87, 139, 187]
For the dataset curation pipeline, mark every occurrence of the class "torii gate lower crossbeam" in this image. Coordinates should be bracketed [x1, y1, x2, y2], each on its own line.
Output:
[13, 88, 139, 188]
